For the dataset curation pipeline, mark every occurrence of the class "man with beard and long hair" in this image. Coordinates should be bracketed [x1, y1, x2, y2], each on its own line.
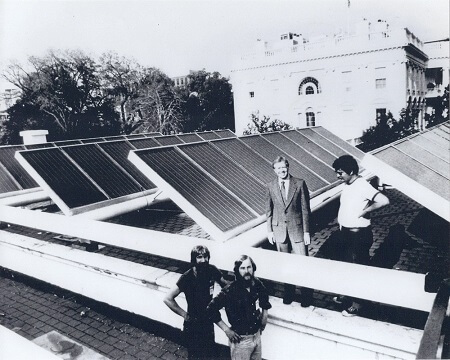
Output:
[164, 245, 229, 359]
[206, 255, 271, 360]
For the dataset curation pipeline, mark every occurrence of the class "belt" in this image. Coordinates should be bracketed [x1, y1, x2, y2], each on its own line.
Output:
[236, 329, 258, 336]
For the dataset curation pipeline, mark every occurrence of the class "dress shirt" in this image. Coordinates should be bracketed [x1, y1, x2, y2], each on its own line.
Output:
[278, 178, 289, 200]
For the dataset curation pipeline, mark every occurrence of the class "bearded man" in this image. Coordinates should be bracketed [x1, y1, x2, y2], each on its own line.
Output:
[206, 255, 272, 360]
[164, 245, 228, 359]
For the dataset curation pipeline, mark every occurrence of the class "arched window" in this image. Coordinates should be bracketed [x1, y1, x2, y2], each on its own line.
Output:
[306, 111, 315, 127]
[298, 77, 321, 95]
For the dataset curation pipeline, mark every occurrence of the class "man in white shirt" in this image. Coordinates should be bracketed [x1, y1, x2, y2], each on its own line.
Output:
[266, 156, 313, 306]
[332, 155, 390, 316]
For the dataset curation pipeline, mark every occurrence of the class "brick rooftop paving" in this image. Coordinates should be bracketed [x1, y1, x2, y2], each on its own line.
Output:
[1, 188, 449, 358]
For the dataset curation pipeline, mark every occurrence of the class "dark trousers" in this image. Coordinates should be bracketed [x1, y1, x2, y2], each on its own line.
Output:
[183, 319, 216, 360]
[277, 233, 313, 304]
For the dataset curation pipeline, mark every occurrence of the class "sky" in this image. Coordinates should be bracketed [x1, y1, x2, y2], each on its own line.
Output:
[0, 0, 448, 89]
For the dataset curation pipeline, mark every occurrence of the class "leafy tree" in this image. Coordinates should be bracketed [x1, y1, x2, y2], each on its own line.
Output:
[181, 70, 235, 132]
[243, 113, 292, 135]
[99, 52, 143, 133]
[358, 107, 419, 152]
[2, 50, 121, 141]
[131, 68, 184, 134]
[425, 85, 449, 128]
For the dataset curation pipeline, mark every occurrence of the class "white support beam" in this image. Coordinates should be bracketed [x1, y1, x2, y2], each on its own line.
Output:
[0, 206, 435, 312]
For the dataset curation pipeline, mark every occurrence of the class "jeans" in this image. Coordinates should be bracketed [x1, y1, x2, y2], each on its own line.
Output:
[229, 331, 261, 360]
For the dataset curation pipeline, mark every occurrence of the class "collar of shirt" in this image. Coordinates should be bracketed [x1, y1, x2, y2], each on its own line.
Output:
[278, 178, 290, 189]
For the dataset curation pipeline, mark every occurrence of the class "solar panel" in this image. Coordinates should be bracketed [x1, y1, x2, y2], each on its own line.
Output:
[374, 146, 450, 201]
[0, 163, 21, 193]
[62, 144, 143, 198]
[128, 137, 161, 149]
[131, 147, 257, 233]
[211, 138, 274, 184]
[261, 132, 336, 183]
[176, 133, 204, 143]
[310, 127, 365, 160]
[409, 135, 450, 162]
[154, 135, 184, 146]
[54, 140, 83, 146]
[239, 135, 327, 192]
[80, 137, 105, 144]
[17, 148, 108, 210]
[97, 141, 155, 189]
[422, 131, 449, 149]
[282, 130, 338, 167]
[395, 141, 449, 178]
[197, 131, 220, 140]
[0, 146, 39, 189]
[179, 142, 266, 214]
[214, 129, 236, 138]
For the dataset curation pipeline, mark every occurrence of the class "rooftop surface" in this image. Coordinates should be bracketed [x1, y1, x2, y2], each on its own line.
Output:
[1, 185, 448, 359]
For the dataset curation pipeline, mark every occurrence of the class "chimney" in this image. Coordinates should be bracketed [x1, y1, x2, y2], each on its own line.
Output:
[19, 130, 49, 145]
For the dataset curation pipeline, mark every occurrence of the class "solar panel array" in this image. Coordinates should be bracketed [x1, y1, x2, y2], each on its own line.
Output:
[12, 129, 236, 214]
[371, 122, 450, 202]
[0, 131, 162, 196]
[130, 126, 365, 240]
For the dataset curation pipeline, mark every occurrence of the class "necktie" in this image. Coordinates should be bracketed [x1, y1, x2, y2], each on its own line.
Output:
[281, 181, 286, 201]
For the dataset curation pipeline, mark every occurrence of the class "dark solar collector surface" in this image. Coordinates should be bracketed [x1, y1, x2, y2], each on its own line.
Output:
[240, 135, 327, 192]
[299, 128, 354, 160]
[135, 147, 256, 232]
[211, 138, 274, 184]
[97, 141, 155, 189]
[143, 132, 162, 137]
[0, 164, 20, 193]
[125, 134, 147, 139]
[62, 144, 142, 198]
[197, 132, 220, 140]
[0, 146, 39, 189]
[282, 130, 338, 166]
[128, 137, 161, 149]
[375, 147, 450, 201]
[262, 132, 336, 183]
[154, 135, 184, 146]
[214, 129, 236, 138]
[179, 142, 266, 215]
[311, 127, 365, 160]
[176, 133, 204, 143]
[19, 148, 108, 208]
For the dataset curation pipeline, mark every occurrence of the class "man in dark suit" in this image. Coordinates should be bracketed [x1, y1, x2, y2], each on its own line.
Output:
[266, 156, 313, 306]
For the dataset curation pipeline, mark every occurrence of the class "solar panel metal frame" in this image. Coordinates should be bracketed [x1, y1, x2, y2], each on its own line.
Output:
[176, 133, 204, 143]
[128, 146, 262, 242]
[80, 137, 106, 144]
[127, 137, 161, 149]
[0, 160, 22, 195]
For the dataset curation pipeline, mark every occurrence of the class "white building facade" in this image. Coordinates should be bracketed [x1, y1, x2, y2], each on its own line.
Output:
[231, 20, 428, 142]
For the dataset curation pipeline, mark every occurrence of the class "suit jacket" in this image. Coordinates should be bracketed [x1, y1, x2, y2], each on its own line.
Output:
[266, 176, 311, 243]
